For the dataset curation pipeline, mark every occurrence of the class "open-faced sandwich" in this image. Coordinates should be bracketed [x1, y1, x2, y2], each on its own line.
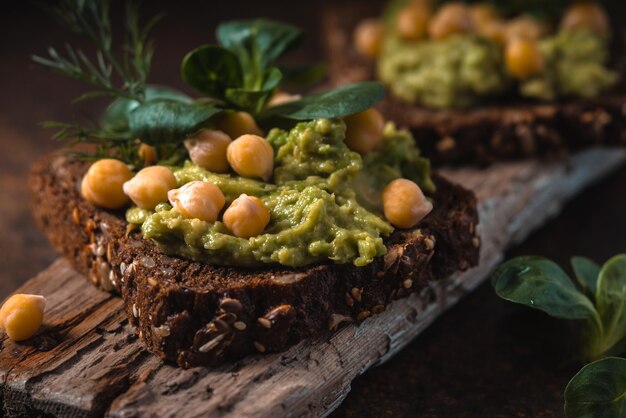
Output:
[29, 1, 479, 367]
[324, 0, 626, 164]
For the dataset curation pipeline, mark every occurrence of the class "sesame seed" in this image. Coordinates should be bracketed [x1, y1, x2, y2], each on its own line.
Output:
[199, 334, 224, 353]
[351, 287, 363, 302]
[356, 311, 371, 321]
[147, 277, 158, 287]
[153, 325, 171, 338]
[253, 341, 266, 353]
[257, 318, 272, 329]
[424, 238, 435, 250]
[345, 293, 354, 307]
[472, 237, 480, 248]
[233, 321, 247, 331]
[372, 304, 385, 314]
[403, 279, 413, 289]
[72, 207, 80, 225]
[132, 304, 139, 318]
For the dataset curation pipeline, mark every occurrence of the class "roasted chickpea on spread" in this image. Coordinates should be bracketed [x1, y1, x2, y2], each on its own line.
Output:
[356, 1, 616, 109]
[77, 114, 436, 268]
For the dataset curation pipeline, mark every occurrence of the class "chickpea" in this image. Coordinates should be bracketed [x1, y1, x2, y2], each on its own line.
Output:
[217, 111, 263, 139]
[227, 134, 274, 181]
[267, 91, 302, 107]
[410, 0, 435, 10]
[81, 159, 133, 209]
[560, 2, 609, 37]
[184, 130, 232, 173]
[344, 108, 385, 154]
[222, 194, 270, 238]
[505, 16, 548, 42]
[138, 143, 158, 166]
[428, 3, 474, 40]
[382, 178, 433, 229]
[354, 19, 386, 58]
[0, 294, 46, 341]
[123, 166, 177, 210]
[480, 20, 507, 44]
[396, 6, 430, 41]
[168, 181, 225, 223]
[469, 3, 501, 32]
[505, 38, 544, 79]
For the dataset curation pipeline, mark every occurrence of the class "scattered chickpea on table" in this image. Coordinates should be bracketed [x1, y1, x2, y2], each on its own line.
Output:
[0, 294, 46, 341]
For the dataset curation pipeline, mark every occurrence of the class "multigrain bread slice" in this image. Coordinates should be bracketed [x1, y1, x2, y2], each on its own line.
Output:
[29, 154, 479, 367]
[322, 1, 626, 165]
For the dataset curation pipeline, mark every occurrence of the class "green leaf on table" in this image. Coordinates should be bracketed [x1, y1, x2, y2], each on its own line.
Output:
[572, 256, 601, 297]
[595, 254, 626, 351]
[260, 82, 385, 121]
[491, 256, 598, 320]
[128, 100, 222, 145]
[564, 357, 626, 418]
[101, 85, 191, 133]
[181, 45, 242, 97]
[217, 19, 303, 70]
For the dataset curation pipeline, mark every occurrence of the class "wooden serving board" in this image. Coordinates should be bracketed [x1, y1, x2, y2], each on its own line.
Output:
[1, 148, 625, 418]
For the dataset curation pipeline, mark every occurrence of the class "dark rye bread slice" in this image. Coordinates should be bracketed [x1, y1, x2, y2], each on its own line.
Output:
[29, 154, 479, 367]
[322, 1, 626, 165]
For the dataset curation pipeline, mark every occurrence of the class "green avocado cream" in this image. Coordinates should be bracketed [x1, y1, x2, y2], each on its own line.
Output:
[126, 118, 434, 268]
[378, 34, 508, 109]
[520, 30, 618, 101]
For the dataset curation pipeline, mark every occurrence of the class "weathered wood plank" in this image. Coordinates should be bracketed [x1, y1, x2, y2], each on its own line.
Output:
[1, 148, 625, 418]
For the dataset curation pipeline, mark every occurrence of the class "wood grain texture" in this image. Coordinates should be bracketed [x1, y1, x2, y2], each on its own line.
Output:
[1, 148, 625, 418]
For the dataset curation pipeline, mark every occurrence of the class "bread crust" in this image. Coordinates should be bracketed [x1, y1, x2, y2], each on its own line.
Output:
[322, 2, 626, 165]
[29, 155, 479, 367]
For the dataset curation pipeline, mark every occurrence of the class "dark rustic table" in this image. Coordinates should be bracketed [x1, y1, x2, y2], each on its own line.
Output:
[1, 2, 625, 417]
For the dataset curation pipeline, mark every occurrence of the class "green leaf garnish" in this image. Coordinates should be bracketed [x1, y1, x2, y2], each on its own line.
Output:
[101, 85, 192, 133]
[260, 82, 386, 121]
[128, 100, 223, 145]
[35, 7, 386, 166]
[564, 357, 626, 418]
[279, 63, 327, 88]
[181, 45, 243, 98]
[216, 19, 303, 78]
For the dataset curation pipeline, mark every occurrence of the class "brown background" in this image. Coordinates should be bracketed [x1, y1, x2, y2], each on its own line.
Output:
[1, 1, 626, 416]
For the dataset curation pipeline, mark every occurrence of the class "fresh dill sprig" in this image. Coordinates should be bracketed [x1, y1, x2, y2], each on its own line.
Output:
[33, 0, 162, 102]
[33, 0, 164, 164]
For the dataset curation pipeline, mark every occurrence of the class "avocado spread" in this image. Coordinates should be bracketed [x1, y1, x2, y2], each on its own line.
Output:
[520, 30, 618, 101]
[377, 4, 617, 109]
[378, 34, 508, 109]
[126, 118, 434, 268]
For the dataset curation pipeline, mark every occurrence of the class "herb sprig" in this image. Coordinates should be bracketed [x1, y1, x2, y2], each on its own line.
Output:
[491, 254, 626, 417]
[34, 1, 384, 166]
